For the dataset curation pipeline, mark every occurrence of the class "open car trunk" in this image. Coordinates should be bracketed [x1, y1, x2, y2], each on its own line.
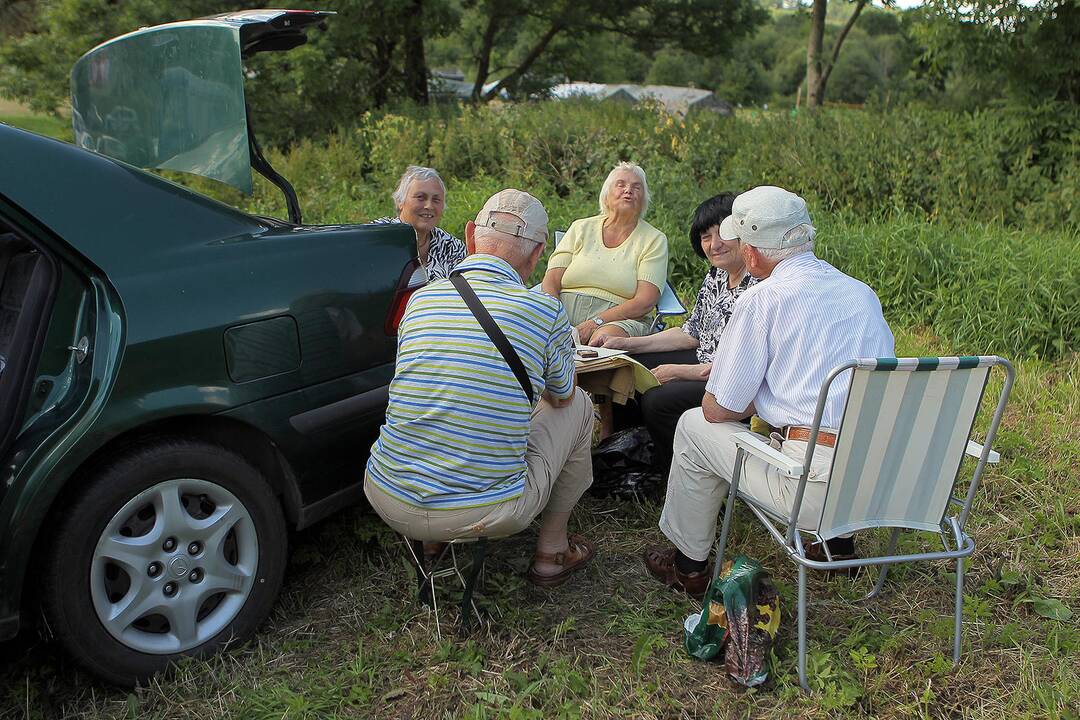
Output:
[70, 9, 333, 223]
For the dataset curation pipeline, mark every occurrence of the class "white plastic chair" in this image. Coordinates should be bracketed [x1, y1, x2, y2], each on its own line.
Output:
[711, 356, 1014, 692]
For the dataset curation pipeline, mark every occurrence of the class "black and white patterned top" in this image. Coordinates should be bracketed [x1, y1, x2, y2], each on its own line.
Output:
[370, 216, 467, 283]
[682, 267, 757, 363]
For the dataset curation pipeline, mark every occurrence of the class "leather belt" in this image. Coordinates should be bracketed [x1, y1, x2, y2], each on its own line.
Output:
[754, 416, 838, 448]
[784, 426, 837, 448]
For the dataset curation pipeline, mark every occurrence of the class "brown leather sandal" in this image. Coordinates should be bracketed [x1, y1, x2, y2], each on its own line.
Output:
[526, 534, 596, 588]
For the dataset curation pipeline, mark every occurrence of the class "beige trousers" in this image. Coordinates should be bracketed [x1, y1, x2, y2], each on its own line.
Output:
[560, 291, 653, 337]
[364, 387, 594, 542]
[658, 410, 834, 562]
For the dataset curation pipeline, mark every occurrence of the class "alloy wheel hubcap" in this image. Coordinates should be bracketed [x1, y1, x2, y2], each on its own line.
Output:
[90, 478, 259, 654]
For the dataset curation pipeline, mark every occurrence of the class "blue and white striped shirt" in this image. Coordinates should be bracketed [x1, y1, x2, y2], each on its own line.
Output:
[706, 251, 894, 429]
[366, 254, 577, 508]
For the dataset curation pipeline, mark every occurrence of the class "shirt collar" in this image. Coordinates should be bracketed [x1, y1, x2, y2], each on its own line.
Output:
[455, 254, 523, 285]
[768, 250, 820, 280]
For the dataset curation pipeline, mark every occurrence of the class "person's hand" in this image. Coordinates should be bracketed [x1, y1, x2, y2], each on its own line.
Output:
[575, 319, 597, 345]
[594, 335, 634, 350]
[651, 364, 689, 384]
[569, 325, 582, 347]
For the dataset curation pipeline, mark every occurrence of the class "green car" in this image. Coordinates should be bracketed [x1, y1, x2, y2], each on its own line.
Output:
[0, 10, 423, 684]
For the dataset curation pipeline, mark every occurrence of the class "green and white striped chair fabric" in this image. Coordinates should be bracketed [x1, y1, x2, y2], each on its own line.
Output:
[816, 356, 998, 540]
[714, 355, 1013, 693]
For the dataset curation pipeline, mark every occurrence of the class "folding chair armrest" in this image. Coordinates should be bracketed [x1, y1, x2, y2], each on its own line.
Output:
[731, 431, 804, 477]
[965, 440, 1000, 464]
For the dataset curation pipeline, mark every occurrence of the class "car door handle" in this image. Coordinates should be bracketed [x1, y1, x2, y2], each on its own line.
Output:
[67, 336, 90, 364]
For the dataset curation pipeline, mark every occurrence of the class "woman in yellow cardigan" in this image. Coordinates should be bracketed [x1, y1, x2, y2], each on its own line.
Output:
[541, 162, 669, 346]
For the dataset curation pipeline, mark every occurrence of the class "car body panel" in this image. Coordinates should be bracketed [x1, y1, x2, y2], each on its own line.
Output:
[0, 124, 417, 640]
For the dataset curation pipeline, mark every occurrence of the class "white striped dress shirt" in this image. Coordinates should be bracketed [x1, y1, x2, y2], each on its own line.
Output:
[706, 251, 894, 429]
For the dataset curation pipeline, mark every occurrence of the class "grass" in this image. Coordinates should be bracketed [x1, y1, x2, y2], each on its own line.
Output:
[1, 327, 1076, 719]
[1, 105, 1076, 717]
[0, 101, 71, 142]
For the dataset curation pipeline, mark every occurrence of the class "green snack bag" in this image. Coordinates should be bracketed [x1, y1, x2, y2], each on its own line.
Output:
[684, 555, 781, 688]
[683, 573, 729, 661]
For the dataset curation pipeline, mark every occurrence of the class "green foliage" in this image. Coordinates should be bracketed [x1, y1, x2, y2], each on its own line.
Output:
[0, 0, 458, 145]
[914, 0, 1080, 106]
[224, 101, 1079, 359]
[0, 113, 71, 141]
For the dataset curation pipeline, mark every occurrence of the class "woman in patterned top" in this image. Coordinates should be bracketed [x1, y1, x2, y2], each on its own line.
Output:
[371, 165, 466, 282]
[598, 193, 756, 466]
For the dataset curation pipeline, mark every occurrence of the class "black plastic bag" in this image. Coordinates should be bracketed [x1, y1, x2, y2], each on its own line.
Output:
[588, 426, 666, 499]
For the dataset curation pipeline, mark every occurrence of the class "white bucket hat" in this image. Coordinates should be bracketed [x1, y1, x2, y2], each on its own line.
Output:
[718, 186, 814, 249]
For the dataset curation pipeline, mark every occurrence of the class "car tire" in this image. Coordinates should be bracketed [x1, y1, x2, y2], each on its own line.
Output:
[42, 437, 287, 686]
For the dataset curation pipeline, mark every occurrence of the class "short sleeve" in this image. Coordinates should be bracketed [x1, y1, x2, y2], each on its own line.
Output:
[546, 220, 585, 270]
[705, 296, 768, 413]
[635, 228, 668, 291]
[544, 303, 577, 400]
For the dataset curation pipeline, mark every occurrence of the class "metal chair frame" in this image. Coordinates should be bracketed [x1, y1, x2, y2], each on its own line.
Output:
[711, 356, 1015, 692]
[650, 282, 688, 333]
[401, 536, 489, 636]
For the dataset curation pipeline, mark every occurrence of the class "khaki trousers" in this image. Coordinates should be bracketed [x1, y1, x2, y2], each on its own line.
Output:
[365, 387, 594, 542]
[658, 409, 834, 562]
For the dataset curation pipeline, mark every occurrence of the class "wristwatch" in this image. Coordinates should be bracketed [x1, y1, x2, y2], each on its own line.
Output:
[591, 316, 605, 327]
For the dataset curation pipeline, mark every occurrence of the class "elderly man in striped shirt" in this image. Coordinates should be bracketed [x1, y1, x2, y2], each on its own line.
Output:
[645, 186, 895, 597]
[365, 189, 597, 587]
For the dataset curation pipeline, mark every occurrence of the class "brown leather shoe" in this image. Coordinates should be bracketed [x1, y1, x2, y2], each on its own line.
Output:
[805, 539, 859, 576]
[643, 546, 710, 599]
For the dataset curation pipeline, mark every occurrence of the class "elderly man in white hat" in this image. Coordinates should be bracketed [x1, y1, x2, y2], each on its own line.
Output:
[366, 189, 596, 587]
[644, 185, 895, 597]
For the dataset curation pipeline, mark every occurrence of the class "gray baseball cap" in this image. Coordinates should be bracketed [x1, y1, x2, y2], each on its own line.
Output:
[718, 185, 814, 249]
[474, 189, 549, 245]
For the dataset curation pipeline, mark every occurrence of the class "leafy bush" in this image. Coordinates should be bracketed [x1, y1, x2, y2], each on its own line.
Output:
[224, 100, 1080, 359]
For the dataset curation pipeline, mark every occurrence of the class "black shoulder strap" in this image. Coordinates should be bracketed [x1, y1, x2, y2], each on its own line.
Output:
[449, 272, 535, 405]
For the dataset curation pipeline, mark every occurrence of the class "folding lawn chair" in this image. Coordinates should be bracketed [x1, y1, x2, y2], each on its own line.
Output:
[650, 282, 688, 333]
[711, 356, 1015, 692]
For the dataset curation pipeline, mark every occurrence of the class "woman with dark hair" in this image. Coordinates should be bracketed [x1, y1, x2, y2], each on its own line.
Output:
[597, 193, 756, 465]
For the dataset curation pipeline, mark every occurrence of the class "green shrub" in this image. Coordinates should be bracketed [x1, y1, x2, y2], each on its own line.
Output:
[196, 100, 1079, 359]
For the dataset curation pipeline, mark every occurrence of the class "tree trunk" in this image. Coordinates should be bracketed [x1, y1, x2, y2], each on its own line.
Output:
[481, 22, 563, 101]
[818, 0, 867, 97]
[805, 0, 827, 107]
[371, 36, 398, 108]
[402, 0, 429, 104]
[471, 12, 501, 102]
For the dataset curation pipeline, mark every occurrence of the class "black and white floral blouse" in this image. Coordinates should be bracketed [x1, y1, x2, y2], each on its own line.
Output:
[370, 217, 467, 283]
[682, 267, 757, 363]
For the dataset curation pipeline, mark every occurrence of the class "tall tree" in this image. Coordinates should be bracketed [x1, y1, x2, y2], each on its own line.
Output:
[913, 0, 1080, 104]
[805, 0, 871, 107]
[462, 0, 767, 101]
[0, 0, 455, 141]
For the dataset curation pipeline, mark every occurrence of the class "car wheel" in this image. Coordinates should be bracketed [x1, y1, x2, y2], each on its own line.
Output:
[42, 438, 287, 685]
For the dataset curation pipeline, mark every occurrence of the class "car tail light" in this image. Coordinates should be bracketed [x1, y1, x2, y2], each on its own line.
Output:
[385, 261, 425, 336]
